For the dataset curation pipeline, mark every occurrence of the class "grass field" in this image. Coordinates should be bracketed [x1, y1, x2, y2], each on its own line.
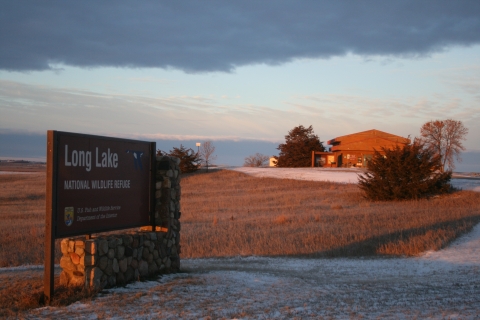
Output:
[1, 169, 480, 314]
[0, 173, 48, 267]
[1, 170, 480, 266]
[181, 170, 480, 258]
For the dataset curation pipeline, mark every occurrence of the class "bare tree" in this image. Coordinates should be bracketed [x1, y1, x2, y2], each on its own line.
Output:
[419, 119, 468, 172]
[199, 141, 217, 172]
[244, 153, 270, 167]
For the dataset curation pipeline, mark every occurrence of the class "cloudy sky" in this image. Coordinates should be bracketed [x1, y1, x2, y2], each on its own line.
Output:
[1, 1, 479, 169]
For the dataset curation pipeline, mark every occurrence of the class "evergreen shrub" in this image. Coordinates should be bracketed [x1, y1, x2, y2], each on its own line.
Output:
[275, 125, 324, 167]
[358, 142, 452, 201]
[157, 145, 201, 173]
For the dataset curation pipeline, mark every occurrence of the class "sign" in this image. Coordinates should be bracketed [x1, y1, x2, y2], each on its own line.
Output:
[47, 131, 155, 238]
[45, 130, 155, 304]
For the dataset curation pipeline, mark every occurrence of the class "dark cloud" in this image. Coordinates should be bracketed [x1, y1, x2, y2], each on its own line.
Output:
[0, 131, 46, 159]
[1, 1, 480, 72]
[0, 131, 278, 166]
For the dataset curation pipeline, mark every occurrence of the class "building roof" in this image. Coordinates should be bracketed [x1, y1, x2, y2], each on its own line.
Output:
[327, 129, 410, 153]
[327, 129, 409, 146]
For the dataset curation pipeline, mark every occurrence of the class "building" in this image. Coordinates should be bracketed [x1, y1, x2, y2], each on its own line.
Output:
[269, 157, 277, 167]
[312, 129, 410, 168]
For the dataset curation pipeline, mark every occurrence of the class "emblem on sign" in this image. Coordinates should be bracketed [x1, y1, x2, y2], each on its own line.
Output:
[64, 207, 74, 226]
[126, 150, 144, 170]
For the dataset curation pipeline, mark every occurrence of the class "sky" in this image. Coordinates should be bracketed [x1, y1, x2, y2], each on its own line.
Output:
[1, 1, 480, 169]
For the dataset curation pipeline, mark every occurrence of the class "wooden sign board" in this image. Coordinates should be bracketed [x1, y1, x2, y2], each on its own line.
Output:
[45, 130, 155, 303]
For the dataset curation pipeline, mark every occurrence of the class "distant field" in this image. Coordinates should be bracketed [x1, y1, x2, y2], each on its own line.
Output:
[1, 169, 480, 267]
[0, 161, 46, 173]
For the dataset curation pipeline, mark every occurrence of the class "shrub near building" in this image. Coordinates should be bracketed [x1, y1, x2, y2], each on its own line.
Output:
[275, 125, 325, 167]
[358, 142, 452, 201]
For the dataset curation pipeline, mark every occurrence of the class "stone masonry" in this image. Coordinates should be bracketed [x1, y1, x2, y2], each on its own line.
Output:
[59, 156, 181, 290]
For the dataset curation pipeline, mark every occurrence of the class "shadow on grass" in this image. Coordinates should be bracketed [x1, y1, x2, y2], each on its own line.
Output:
[296, 215, 480, 259]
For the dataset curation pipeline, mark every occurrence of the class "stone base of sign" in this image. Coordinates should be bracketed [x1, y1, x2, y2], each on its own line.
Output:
[59, 156, 181, 290]
[59, 231, 180, 290]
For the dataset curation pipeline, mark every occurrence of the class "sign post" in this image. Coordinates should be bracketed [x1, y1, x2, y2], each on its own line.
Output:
[44, 131, 155, 303]
[44, 131, 57, 305]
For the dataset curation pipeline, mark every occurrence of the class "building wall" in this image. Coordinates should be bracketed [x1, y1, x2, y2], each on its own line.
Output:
[269, 157, 277, 167]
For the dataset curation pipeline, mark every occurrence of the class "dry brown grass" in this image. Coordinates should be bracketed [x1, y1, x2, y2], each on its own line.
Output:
[1, 169, 480, 313]
[0, 268, 97, 318]
[0, 173, 59, 267]
[2, 170, 479, 265]
[0, 162, 45, 173]
[180, 170, 480, 258]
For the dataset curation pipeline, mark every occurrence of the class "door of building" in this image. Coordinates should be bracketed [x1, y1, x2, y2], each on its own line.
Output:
[363, 154, 372, 167]
[337, 154, 343, 167]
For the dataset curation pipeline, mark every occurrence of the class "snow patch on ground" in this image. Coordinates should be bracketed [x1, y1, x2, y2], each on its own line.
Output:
[233, 167, 363, 183]
[26, 224, 480, 319]
[232, 167, 480, 191]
